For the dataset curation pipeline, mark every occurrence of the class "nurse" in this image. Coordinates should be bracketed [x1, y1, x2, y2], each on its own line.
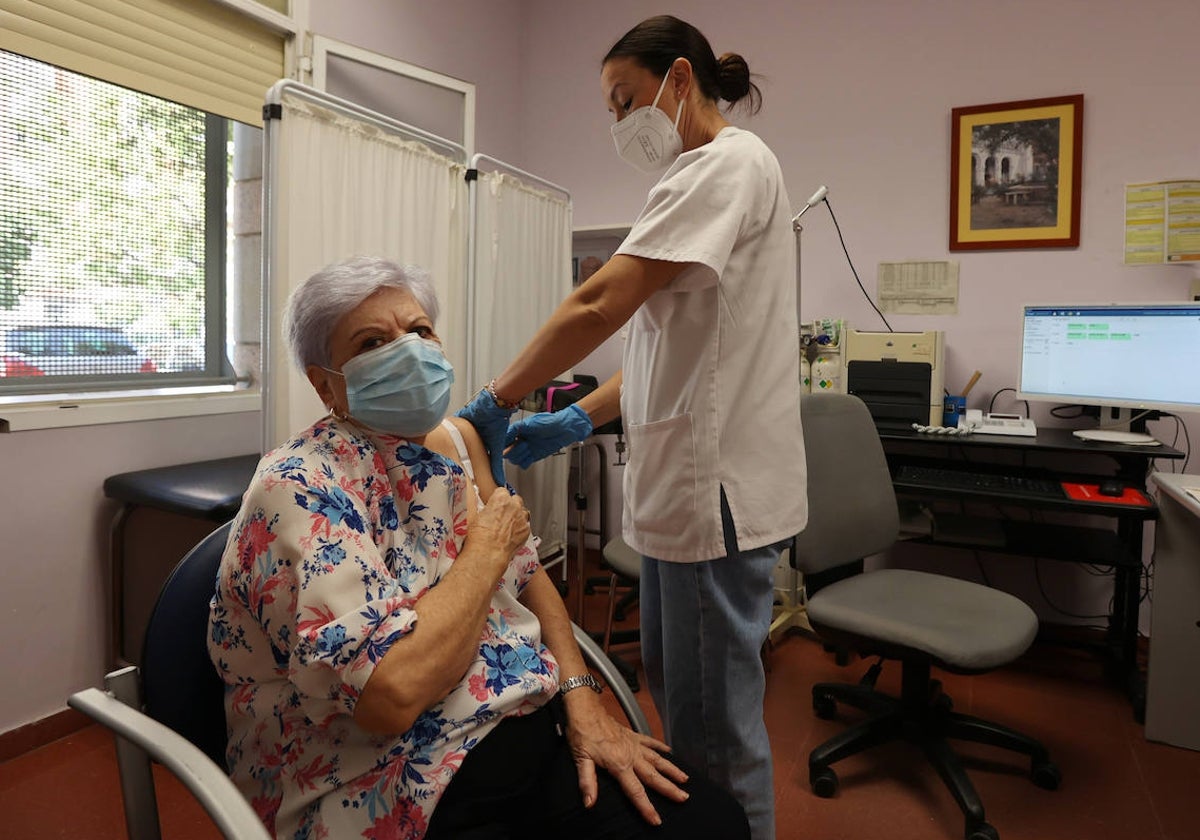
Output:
[459, 15, 807, 840]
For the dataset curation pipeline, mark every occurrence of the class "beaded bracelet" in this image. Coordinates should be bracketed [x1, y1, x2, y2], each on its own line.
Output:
[486, 378, 521, 410]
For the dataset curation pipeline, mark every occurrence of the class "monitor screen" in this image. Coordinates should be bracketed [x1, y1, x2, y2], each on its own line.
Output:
[1017, 303, 1200, 414]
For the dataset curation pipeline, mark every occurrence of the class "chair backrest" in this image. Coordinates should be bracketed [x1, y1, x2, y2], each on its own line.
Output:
[138, 519, 649, 770]
[141, 520, 233, 768]
[791, 393, 900, 576]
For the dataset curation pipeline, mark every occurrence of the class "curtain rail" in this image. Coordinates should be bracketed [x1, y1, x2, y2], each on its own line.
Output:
[266, 80, 468, 163]
[469, 154, 570, 201]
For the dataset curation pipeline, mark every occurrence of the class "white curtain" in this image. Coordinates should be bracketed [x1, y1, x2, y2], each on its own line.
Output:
[264, 90, 468, 450]
[261, 88, 574, 561]
[469, 170, 572, 389]
[470, 167, 573, 561]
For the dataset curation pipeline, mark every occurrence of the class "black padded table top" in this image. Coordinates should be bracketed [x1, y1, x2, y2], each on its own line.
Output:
[103, 453, 260, 521]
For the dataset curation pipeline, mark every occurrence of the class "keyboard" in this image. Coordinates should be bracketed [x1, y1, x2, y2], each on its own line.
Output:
[894, 465, 1066, 499]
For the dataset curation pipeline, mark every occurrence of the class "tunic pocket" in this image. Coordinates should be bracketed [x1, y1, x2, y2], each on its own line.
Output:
[624, 413, 698, 544]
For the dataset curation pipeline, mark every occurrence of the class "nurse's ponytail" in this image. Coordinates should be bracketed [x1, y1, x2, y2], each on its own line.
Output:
[604, 15, 763, 116]
[716, 53, 762, 115]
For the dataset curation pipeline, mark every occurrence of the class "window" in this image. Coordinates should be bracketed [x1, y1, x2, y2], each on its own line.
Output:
[1, 49, 259, 395]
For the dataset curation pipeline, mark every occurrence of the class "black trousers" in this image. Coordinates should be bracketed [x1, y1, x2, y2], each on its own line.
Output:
[424, 697, 750, 840]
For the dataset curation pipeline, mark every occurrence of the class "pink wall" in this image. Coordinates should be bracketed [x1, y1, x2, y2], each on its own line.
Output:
[521, 0, 1200, 440]
[10, 0, 1197, 739]
[518, 0, 1200, 630]
[309, 0, 528, 164]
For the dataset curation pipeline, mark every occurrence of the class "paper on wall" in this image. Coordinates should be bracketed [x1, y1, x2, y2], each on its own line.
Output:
[1124, 180, 1200, 265]
[877, 260, 959, 315]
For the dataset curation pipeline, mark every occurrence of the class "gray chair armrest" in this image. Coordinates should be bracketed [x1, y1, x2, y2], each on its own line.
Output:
[571, 621, 651, 735]
[68, 685, 271, 840]
[72, 629, 641, 840]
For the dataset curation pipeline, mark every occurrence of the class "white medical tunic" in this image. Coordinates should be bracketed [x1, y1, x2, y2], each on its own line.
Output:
[616, 126, 808, 563]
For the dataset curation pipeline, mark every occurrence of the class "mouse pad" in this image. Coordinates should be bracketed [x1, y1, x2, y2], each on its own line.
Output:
[1061, 483, 1152, 506]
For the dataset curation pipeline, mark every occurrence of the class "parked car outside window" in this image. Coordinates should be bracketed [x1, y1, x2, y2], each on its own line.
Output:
[0, 325, 157, 378]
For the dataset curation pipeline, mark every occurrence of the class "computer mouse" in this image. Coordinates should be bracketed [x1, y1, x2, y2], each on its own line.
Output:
[1098, 479, 1124, 497]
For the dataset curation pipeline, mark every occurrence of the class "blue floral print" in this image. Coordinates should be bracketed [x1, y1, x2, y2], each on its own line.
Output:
[207, 417, 555, 840]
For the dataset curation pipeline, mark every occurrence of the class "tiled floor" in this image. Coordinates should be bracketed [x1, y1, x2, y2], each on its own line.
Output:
[2, 563, 1197, 840]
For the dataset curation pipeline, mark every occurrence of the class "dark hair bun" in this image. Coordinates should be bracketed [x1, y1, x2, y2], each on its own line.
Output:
[717, 53, 751, 102]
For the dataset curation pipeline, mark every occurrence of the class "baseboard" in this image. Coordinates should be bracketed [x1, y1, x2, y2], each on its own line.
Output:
[0, 707, 92, 763]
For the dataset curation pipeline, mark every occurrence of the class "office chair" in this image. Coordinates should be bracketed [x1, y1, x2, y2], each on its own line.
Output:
[70, 521, 650, 840]
[601, 535, 642, 653]
[791, 393, 1060, 840]
[596, 536, 643, 693]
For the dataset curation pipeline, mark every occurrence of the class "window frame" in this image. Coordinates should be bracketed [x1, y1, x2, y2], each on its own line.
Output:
[0, 58, 260, 430]
[0, 70, 241, 397]
[0, 0, 296, 431]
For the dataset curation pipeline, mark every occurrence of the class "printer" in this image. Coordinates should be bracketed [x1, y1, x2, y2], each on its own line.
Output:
[844, 329, 945, 430]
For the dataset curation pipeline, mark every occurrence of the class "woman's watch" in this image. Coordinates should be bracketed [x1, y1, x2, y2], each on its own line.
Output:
[558, 673, 603, 696]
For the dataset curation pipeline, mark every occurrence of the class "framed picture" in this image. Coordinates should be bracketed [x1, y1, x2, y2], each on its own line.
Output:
[949, 94, 1083, 250]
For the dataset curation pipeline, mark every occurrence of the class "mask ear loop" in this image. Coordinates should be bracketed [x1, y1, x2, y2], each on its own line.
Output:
[318, 365, 349, 421]
[667, 58, 686, 131]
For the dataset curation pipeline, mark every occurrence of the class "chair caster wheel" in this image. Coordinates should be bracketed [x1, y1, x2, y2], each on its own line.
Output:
[966, 822, 999, 840]
[1031, 760, 1062, 790]
[810, 766, 838, 798]
[812, 692, 837, 720]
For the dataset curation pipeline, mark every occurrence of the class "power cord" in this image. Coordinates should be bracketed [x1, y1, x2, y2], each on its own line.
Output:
[1161, 412, 1192, 472]
[1033, 558, 1109, 621]
[821, 197, 893, 332]
[987, 387, 1030, 417]
[1093, 408, 1156, 431]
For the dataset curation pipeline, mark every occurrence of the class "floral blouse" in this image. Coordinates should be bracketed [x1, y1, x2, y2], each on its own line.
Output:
[208, 417, 558, 839]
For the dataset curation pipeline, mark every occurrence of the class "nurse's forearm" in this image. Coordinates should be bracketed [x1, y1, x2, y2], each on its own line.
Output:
[490, 255, 678, 403]
[577, 371, 622, 428]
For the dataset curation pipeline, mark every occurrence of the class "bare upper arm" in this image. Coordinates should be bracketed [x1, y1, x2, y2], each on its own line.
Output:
[447, 416, 500, 501]
[577, 254, 688, 325]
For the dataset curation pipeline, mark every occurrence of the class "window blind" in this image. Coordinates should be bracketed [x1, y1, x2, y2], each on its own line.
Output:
[0, 0, 284, 125]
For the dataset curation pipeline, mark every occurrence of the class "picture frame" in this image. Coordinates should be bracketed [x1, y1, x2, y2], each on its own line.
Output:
[949, 94, 1083, 251]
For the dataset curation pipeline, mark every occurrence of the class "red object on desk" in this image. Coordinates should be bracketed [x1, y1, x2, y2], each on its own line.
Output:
[1061, 482, 1152, 507]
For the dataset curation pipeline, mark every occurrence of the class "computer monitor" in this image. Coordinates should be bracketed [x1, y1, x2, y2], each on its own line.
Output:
[1017, 302, 1200, 444]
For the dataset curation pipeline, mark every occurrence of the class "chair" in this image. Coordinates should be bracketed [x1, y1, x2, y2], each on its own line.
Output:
[601, 537, 642, 644]
[790, 393, 1060, 840]
[70, 521, 649, 840]
[70, 521, 263, 840]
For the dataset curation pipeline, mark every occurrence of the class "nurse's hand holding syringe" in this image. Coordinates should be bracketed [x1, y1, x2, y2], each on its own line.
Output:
[503, 403, 594, 468]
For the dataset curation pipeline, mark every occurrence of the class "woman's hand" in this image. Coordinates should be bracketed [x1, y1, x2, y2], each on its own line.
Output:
[465, 487, 530, 566]
[565, 702, 689, 825]
[355, 487, 530, 735]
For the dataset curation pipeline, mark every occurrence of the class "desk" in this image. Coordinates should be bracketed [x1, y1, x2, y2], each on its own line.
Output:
[880, 427, 1183, 719]
[1145, 473, 1200, 750]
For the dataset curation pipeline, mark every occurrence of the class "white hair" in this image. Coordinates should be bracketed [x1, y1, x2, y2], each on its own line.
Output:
[283, 256, 440, 371]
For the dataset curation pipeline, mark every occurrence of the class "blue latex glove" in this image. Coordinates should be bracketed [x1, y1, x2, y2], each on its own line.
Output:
[504, 403, 594, 470]
[456, 388, 517, 486]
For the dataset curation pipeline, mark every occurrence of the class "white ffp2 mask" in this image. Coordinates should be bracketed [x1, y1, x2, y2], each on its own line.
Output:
[610, 65, 683, 174]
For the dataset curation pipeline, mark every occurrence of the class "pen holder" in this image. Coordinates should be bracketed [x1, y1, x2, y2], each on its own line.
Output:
[942, 395, 967, 427]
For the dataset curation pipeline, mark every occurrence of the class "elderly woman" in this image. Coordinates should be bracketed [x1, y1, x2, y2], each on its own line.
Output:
[208, 256, 748, 840]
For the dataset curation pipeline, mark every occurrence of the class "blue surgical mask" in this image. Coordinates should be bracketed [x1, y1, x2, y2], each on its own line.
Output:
[335, 333, 455, 437]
